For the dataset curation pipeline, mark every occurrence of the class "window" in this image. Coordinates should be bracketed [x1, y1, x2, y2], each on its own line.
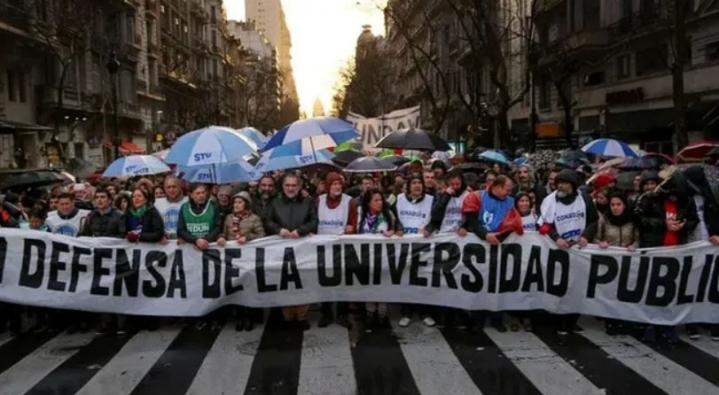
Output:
[639, 0, 657, 26]
[539, 78, 551, 110]
[707, 41, 719, 62]
[583, 70, 605, 86]
[74, 143, 84, 159]
[636, 45, 667, 75]
[621, 0, 633, 17]
[17, 70, 26, 102]
[616, 54, 631, 79]
[7, 70, 15, 102]
[584, 0, 600, 30]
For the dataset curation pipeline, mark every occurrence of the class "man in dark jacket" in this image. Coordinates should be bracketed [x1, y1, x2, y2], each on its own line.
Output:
[265, 173, 318, 237]
[265, 173, 317, 330]
[79, 188, 125, 237]
[252, 175, 276, 218]
[635, 172, 698, 249]
[635, 171, 698, 343]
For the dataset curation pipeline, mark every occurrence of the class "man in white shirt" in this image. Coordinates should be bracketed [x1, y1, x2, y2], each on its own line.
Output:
[154, 175, 188, 240]
[45, 192, 91, 237]
[395, 173, 436, 328]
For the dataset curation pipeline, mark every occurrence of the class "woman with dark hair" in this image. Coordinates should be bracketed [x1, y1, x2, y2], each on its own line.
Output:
[125, 188, 165, 243]
[358, 188, 396, 329]
[515, 192, 538, 232]
[594, 192, 638, 336]
[114, 193, 131, 213]
[218, 191, 266, 331]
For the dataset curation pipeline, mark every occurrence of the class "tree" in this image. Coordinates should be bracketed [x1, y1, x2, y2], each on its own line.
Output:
[383, 1, 455, 133]
[21, 0, 97, 152]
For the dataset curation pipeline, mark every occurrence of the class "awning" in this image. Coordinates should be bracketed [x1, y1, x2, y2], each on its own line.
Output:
[118, 142, 146, 155]
[0, 120, 53, 131]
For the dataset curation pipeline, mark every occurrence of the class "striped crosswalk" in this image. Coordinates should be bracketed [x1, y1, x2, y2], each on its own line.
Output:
[0, 315, 718, 395]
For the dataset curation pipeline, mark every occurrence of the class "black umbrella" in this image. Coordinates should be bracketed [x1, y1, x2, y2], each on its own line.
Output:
[331, 150, 363, 166]
[0, 170, 66, 190]
[382, 155, 412, 167]
[617, 156, 663, 170]
[556, 149, 590, 169]
[344, 157, 397, 173]
[375, 128, 451, 151]
[615, 171, 641, 191]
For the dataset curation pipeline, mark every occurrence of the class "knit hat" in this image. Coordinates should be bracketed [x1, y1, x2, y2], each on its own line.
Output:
[593, 172, 615, 190]
[233, 191, 252, 205]
[325, 171, 344, 188]
[639, 170, 662, 188]
[555, 169, 581, 188]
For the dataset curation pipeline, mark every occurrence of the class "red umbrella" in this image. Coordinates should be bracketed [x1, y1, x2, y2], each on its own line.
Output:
[676, 140, 719, 162]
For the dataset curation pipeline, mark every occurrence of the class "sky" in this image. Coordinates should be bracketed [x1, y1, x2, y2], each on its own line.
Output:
[224, 0, 386, 116]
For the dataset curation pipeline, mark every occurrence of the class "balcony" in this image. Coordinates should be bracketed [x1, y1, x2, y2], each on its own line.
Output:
[538, 28, 609, 65]
[145, 0, 159, 18]
[118, 101, 142, 120]
[36, 86, 82, 109]
[563, 29, 609, 52]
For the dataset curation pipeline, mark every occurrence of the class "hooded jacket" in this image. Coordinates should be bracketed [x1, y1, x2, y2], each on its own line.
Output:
[634, 172, 698, 247]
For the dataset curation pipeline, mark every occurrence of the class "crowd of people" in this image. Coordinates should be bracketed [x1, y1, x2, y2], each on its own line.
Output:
[1, 153, 718, 344]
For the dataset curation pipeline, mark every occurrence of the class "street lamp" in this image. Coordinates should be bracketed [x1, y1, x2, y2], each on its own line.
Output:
[106, 51, 121, 159]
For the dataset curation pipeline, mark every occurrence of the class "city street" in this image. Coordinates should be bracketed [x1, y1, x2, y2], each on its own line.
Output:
[1, 310, 718, 394]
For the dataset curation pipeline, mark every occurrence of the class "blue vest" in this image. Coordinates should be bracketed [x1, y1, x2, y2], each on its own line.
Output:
[478, 191, 515, 232]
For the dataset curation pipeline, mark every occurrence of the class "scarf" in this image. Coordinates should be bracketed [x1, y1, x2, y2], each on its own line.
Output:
[130, 205, 147, 219]
[605, 209, 633, 226]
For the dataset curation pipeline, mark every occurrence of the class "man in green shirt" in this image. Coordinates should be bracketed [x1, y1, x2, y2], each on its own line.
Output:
[177, 183, 223, 249]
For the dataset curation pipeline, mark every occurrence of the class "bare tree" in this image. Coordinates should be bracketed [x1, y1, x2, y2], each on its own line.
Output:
[444, 0, 539, 148]
[383, 1, 455, 133]
[23, 0, 97, 144]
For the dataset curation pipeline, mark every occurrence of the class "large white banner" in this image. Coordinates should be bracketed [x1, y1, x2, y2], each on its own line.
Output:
[346, 106, 421, 150]
[0, 228, 718, 325]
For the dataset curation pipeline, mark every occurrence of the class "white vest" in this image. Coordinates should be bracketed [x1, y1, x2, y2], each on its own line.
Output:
[46, 209, 91, 237]
[521, 212, 538, 231]
[154, 196, 188, 238]
[397, 193, 433, 234]
[317, 193, 351, 235]
[439, 191, 468, 233]
[539, 191, 587, 241]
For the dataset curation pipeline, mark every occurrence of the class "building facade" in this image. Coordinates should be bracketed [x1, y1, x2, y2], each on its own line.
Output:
[510, 0, 719, 152]
[244, 0, 299, 109]
[378, 0, 719, 152]
[0, 0, 250, 170]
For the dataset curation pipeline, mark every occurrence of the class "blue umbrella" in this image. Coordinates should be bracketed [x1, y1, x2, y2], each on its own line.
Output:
[103, 155, 171, 177]
[165, 126, 258, 167]
[251, 147, 335, 178]
[581, 138, 638, 158]
[478, 150, 510, 165]
[178, 161, 255, 184]
[262, 117, 359, 159]
[237, 127, 268, 149]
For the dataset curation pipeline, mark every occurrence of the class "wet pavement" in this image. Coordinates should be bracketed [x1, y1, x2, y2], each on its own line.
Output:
[0, 310, 718, 394]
